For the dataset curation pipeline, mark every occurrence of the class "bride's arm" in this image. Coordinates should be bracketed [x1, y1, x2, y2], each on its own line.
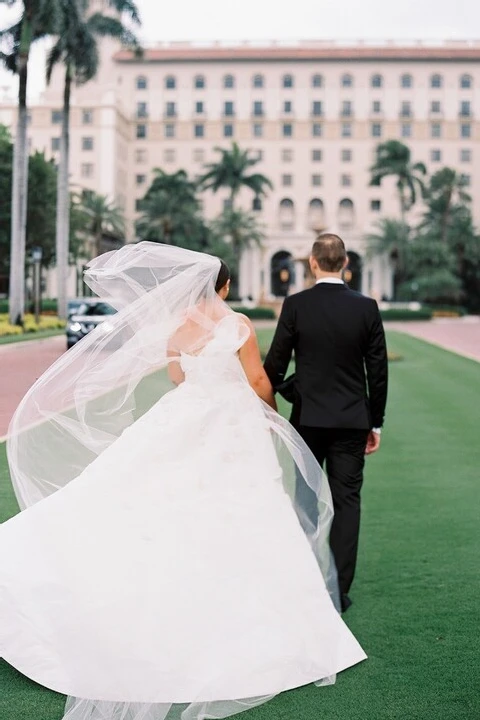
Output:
[238, 318, 277, 411]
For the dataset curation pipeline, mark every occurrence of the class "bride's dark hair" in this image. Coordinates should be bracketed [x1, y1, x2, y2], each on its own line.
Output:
[215, 260, 231, 293]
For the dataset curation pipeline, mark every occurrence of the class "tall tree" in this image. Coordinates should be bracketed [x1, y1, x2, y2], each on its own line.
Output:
[366, 218, 411, 300]
[76, 189, 125, 258]
[199, 142, 273, 207]
[0, 0, 59, 324]
[421, 167, 471, 244]
[370, 140, 427, 224]
[47, 0, 141, 319]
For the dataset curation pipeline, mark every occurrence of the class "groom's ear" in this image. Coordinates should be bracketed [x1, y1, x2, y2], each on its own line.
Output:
[309, 255, 318, 274]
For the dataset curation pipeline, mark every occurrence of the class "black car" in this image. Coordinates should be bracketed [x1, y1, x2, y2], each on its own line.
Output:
[66, 300, 117, 349]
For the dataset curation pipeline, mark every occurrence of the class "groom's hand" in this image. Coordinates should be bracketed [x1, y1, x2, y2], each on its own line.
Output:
[365, 430, 381, 455]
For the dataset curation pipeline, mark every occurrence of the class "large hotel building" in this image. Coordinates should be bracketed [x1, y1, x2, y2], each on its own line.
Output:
[1, 22, 479, 301]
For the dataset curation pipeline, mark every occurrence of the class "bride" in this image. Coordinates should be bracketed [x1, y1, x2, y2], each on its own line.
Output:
[0, 243, 366, 720]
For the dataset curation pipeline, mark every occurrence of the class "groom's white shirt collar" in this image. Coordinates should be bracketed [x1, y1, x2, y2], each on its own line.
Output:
[315, 278, 344, 285]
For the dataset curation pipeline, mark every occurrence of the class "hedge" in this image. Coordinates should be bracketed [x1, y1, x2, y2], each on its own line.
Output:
[380, 308, 433, 321]
[231, 306, 276, 320]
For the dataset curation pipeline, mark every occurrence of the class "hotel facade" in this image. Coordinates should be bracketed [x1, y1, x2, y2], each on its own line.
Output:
[1, 27, 480, 301]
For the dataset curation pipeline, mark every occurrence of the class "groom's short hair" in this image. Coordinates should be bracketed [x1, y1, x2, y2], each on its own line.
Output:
[312, 234, 347, 272]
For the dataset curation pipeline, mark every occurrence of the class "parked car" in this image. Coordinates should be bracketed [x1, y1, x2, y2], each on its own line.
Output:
[66, 300, 117, 349]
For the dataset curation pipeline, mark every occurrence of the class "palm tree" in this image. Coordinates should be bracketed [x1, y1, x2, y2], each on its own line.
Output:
[47, 0, 141, 319]
[422, 168, 471, 245]
[77, 189, 125, 258]
[370, 140, 427, 224]
[366, 218, 411, 300]
[0, 0, 59, 325]
[199, 142, 273, 207]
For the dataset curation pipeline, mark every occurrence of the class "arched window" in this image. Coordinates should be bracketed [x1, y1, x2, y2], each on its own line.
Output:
[165, 75, 176, 90]
[136, 75, 147, 90]
[338, 198, 355, 229]
[253, 74, 264, 88]
[371, 74, 383, 88]
[460, 74, 472, 89]
[223, 74, 235, 89]
[194, 74, 205, 89]
[282, 74, 294, 89]
[401, 73, 413, 88]
[308, 198, 325, 231]
[252, 196, 262, 212]
[312, 74, 323, 88]
[430, 74, 443, 89]
[279, 198, 295, 230]
[341, 74, 353, 88]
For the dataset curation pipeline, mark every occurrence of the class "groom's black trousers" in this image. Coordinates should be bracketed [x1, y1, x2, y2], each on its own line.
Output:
[294, 426, 369, 598]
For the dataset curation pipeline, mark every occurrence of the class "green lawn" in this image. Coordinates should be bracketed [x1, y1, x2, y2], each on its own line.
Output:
[1, 331, 479, 719]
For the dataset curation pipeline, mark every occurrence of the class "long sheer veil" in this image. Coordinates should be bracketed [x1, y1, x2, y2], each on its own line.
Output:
[6, 242, 339, 720]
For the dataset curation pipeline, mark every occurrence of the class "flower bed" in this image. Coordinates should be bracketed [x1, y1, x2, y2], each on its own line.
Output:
[0, 314, 65, 338]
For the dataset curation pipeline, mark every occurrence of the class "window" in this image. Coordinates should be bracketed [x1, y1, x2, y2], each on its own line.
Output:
[341, 100, 352, 117]
[282, 123, 293, 137]
[312, 174, 322, 187]
[253, 149, 263, 161]
[51, 110, 63, 124]
[164, 148, 175, 163]
[401, 74, 412, 88]
[82, 136, 94, 150]
[195, 101, 204, 114]
[312, 101, 323, 116]
[312, 122, 322, 137]
[135, 199, 143, 212]
[136, 124, 146, 139]
[136, 75, 147, 90]
[371, 123, 382, 138]
[400, 101, 411, 117]
[282, 148, 293, 162]
[253, 74, 264, 88]
[431, 122, 442, 138]
[223, 101, 235, 117]
[372, 100, 381, 114]
[460, 149, 472, 162]
[223, 123, 234, 137]
[312, 149, 322, 162]
[371, 74, 383, 88]
[224, 74, 235, 89]
[279, 198, 295, 230]
[370, 199, 381, 212]
[460, 101, 471, 117]
[164, 123, 175, 138]
[194, 75, 205, 89]
[282, 174, 293, 187]
[81, 163, 94, 178]
[135, 149, 146, 163]
[341, 174, 352, 187]
[82, 109, 93, 124]
[341, 149, 352, 162]
[341, 122, 352, 138]
[193, 148, 205, 163]
[430, 101, 441, 113]
[51, 137, 60, 151]
[136, 102, 148, 118]
[252, 196, 262, 211]
[460, 74, 472, 89]
[431, 149, 442, 162]
[136, 174, 146, 185]
[312, 74, 323, 88]
[253, 101, 263, 117]
[194, 123, 204, 138]
[283, 74, 293, 88]
[401, 122, 412, 138]
[283, 100, 293, 114]
[338, 198, 355, 229]
[341, 74, 353, 88]
[253, 123, 263, 137]
[431, 74, 442, 88]
[165, 75, 176, 89]
[461, 173, 471, 186]
[165, 102, 176, 118]
[461, 122, 471, 138]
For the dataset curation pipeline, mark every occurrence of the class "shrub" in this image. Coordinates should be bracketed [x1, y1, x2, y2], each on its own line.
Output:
[380, 309, 433, 321]
[231, 306, 276, 320]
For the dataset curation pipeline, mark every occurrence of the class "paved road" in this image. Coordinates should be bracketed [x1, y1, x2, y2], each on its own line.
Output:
[1, 318, 479, 438]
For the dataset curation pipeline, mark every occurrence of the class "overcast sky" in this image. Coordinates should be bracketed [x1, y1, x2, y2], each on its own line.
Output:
[0, 0, 478, 99]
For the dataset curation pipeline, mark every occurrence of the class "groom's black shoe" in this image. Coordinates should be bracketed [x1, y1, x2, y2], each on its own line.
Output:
[341, 594, 353, 613]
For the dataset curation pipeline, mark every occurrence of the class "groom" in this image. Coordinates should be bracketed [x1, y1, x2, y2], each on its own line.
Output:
[264, 233, 388, 613]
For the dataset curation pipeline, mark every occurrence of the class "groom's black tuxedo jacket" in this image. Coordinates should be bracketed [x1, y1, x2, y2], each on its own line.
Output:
[264, 283, 388, 429]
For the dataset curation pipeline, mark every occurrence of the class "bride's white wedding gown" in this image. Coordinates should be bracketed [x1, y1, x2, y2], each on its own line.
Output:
[0, 313, 366, 719]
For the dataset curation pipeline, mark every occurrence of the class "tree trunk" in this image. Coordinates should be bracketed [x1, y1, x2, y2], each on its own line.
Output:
[8, 50, 30, 326]
[55, 66, 72, 320]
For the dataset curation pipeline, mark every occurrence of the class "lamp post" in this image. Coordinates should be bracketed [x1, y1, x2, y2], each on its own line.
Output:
[31, 246, 43, 324]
